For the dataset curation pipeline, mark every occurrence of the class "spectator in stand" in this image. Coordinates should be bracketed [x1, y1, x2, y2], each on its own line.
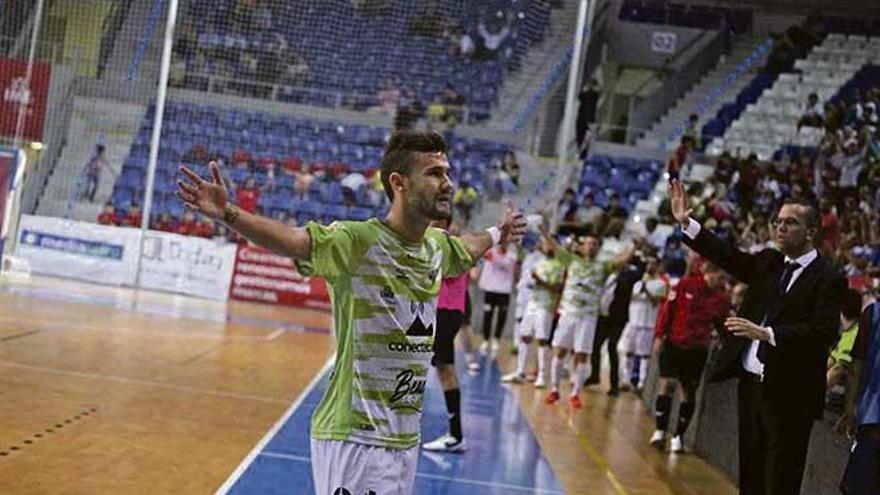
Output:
[682, 113, 702, 150]
[448, 25, 475, 59]
[152, 213, 175, 232]
[443, 84, 466, 127]
[97, 202, 119, 226]
[426, 93, 449, 129]
[735, 153, 762, 214]
[409, 1, 450, 37]
[667, 136, 695, 181]
[556, 188, 579, 227]
[453, 182, 479, 226]
[121, 203, 142, 228]
[820, 197, 840, 253]
[650, 262, 730, 454]
[502, 151, 520, 188]
[837, 296, 880, 495]
[644, 216, 668, 255]
[294, 163, 316, 199]
[177, 211, 199, 236]
[576, 79, 600, 158]
[606, 193, 628, 222]
[477, 243, 518, 353]
[797, 92, 825, 130]
[714, 151, 736, 185]
[235, 177, 261, 213]
[196, 216, 215, 238]
[394, 86, 424, 130]
[476, 14, 512, 60]
[83, 144, 109, 203]
[374, 77, 401, 115]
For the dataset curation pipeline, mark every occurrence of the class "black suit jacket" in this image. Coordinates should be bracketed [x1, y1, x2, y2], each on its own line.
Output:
[683, 225, 846, 419]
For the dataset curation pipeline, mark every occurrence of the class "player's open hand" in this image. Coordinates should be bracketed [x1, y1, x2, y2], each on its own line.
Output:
[176, 161, 228, 220]
[497, 200, 527, 245]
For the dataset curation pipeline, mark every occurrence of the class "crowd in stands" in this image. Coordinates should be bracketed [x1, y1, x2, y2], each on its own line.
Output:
[169, 0, 556, 121]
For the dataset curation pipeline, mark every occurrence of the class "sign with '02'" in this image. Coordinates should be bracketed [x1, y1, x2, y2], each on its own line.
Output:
[651, 31, 678, 54]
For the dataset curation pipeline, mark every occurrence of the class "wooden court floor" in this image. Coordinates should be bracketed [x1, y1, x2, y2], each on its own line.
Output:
[0, 275, 735, 494]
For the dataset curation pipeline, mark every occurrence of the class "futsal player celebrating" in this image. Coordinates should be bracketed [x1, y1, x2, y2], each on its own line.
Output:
[539, 230, 638, 407]
[176, 131, 526, 495]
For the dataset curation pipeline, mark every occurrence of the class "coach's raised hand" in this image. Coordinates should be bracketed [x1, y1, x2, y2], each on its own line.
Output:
[176, 161, 228, 219]
[669, 179, 693, 228]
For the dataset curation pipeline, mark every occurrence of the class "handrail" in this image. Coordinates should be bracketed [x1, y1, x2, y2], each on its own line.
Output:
[178, 72, 473, 121]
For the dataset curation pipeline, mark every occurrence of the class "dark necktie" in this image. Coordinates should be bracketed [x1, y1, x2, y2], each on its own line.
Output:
[778, 261, 800, 294]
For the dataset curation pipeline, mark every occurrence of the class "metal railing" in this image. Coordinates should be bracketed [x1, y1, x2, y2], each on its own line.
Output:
[175, 72, 473, 122]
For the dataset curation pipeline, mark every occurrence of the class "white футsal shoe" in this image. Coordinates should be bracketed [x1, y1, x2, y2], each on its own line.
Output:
[650, 430, 665, 449]
[501, 371, 526, 383]
[670, 436, 684, 453]
[422, 434, 467, 453]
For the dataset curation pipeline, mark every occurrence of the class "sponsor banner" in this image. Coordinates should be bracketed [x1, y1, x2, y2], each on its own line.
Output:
[230, 245, 330, 309]
[15, 214, 141, 285]
[139, 231, 237, 301]
[0, 59, 51, 141]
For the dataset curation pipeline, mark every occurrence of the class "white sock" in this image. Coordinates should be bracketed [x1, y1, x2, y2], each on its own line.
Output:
[572, 363, 588, 396]
[551, 354, 563, 391]
[638, 355, 649, 388]
[516, 341, 530, 375]
[537, 346, 549, 382]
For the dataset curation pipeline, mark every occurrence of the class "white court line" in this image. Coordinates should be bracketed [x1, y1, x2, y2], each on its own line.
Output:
[0, 359, 289, 405]
[214, 357, 334, 495]
[0, 315, 273, 342]
[258, 451, 564, 494]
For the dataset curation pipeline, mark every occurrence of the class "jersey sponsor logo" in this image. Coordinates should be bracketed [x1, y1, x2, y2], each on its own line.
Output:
[405, 315, 433, 337]
[389, 369, 425, 410]
[357, 423, 376, 432]
[387, 341, 433, 353]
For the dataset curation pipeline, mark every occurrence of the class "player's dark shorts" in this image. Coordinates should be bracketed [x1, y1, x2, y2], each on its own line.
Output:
[432, 309, 464, 366]
[659, 341, 708, 388]
[840, 426, 880, 495]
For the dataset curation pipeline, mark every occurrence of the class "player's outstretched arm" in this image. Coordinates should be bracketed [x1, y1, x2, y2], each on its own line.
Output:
[176, 162, 311, 260]
[458, 201, 526, 261]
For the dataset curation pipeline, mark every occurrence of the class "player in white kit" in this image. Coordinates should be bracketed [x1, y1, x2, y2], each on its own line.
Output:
[621, 255, 668, 391]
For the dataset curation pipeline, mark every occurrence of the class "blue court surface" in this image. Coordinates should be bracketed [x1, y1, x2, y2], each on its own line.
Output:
[220, 356, 564, 494]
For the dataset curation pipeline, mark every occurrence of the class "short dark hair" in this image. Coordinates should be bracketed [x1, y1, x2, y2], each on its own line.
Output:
[380, 131, 447, 201]
[779, 197, 820, 230]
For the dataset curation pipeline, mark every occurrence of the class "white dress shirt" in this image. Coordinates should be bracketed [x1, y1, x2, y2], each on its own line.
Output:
[682, 218, 819, 379]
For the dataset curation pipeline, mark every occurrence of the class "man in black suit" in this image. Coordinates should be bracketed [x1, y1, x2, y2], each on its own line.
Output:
[669, 180, 847, 495]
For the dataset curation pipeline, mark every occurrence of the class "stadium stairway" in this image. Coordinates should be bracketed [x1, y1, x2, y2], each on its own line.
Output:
[36, 98, 146, 221]
[482, 0, 581, 132]
[101, 0, 166, 86]
[636, 34, 769, 151]
[705, 33, 880, 160]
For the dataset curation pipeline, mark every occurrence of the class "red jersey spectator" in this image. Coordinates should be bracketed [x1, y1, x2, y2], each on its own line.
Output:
[121, 204, 142, 228]
[820, 198, 839, 252]
[97, 202, 119, 226]
[195, 217, 215, 238]
[177, 211, 198, 236]
[667, 136, 694, 180]
[152, 213, 175, 232]
[236, 177, 261, 213]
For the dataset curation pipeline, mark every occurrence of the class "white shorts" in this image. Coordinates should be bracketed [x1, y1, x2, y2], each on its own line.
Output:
[311, 439, 419, 495]
[552, 313, 597, 354]
[519, 302, 554, 340]
[514, 288, 532, 320]
[622, 324, 655, 356]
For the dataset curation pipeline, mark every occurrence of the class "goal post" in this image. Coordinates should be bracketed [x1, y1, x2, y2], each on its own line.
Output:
[0, 145, 28, 273]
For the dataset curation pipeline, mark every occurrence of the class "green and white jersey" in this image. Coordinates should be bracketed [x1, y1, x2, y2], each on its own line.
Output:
[295, 219, 473, 449]
[558, 252, 613, 317]
[527, 256, 566, 311]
